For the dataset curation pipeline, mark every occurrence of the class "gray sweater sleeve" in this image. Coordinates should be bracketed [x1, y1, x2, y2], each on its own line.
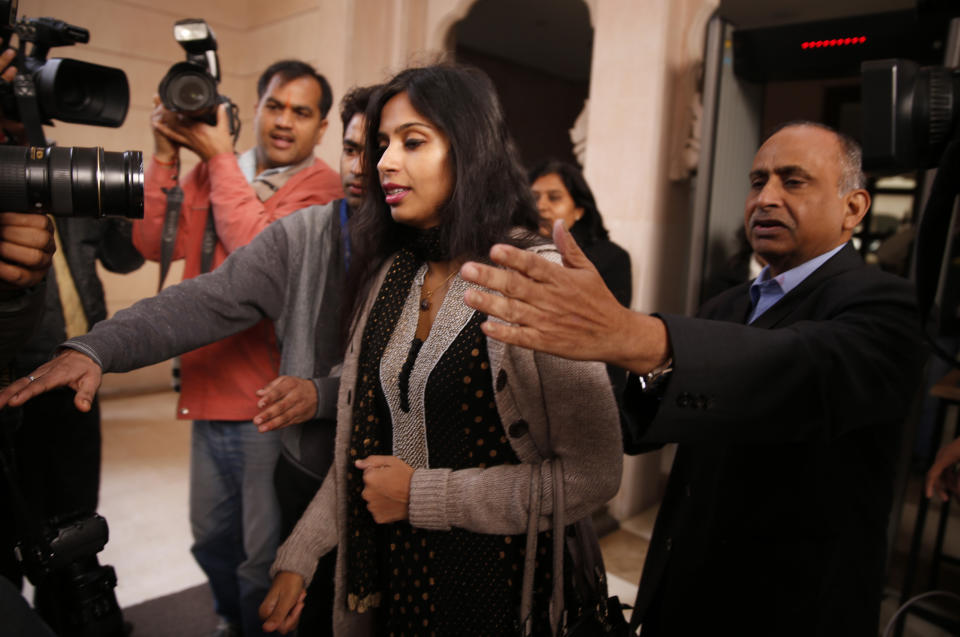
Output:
[64, 220, 293, 372]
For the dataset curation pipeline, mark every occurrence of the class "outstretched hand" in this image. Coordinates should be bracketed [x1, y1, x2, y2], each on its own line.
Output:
[926, 437, 960, 502]
[259, 571, 306, 634]
[460, 220, 669, 375]
[254, 376, 318, 432]
[0, 349, 102, 412]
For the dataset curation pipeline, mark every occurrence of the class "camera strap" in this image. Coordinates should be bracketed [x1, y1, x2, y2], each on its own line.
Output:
[158, 184, 184, 293]
[200, 210, 217, 274]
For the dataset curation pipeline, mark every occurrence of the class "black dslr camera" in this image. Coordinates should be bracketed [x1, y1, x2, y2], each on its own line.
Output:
[158, 18, 240, 137]
[0, 0, 142, 219]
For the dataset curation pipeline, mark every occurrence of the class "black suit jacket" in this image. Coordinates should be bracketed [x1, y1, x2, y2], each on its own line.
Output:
[624, 244, 925, 636]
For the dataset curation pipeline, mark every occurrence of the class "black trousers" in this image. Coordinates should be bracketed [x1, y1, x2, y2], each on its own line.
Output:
[274, 452, 336, 637]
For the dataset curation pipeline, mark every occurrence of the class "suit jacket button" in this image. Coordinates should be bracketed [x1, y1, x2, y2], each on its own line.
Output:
[496, 369, 508, 392]
[665, 537, 672, 551]
[676, 393, 691, 408]
[508, 419, 528, 438]
[693, 395, 707, 409]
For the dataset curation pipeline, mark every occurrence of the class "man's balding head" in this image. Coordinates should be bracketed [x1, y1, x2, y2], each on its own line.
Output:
[744, 123, 870, 276]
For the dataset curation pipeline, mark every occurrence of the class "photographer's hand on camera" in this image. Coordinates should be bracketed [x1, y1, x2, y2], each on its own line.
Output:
[152, 98, 234, 163]
[0, 348, 102, 412]
[150, 95, 180, 164]
[0, 48, 25, 144]
[0, 212, 55, 292]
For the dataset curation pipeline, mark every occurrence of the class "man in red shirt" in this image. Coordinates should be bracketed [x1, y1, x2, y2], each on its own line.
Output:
[134, 59, 342, 637]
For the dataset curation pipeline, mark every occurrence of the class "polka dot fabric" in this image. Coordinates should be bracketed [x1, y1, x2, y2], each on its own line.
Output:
[380, 313, 553, 636]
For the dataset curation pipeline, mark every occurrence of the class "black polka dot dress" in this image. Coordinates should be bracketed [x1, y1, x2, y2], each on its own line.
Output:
[381, 312, 553, 636]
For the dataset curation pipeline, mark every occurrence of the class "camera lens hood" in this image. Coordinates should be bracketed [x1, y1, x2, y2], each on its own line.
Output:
[158, 61, 219, 116]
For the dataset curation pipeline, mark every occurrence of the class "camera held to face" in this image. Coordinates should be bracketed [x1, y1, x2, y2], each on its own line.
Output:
[158, 18, 240, 136]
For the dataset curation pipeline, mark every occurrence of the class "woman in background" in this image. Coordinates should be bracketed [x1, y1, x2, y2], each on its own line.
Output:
[529, 159, 632, 309]
[260, 65, 622, 637]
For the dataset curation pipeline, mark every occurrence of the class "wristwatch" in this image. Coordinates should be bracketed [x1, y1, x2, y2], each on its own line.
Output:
[638, 357, 673, 393]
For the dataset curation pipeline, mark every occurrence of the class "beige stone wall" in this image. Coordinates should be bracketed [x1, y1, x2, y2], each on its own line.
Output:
[580, 0, 718, 518]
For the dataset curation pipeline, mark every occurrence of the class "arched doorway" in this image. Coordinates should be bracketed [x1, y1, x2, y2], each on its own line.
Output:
[449, 0, 593, 169]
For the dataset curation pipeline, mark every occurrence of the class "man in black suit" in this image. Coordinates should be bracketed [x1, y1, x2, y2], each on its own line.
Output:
[459, 122, 926, 635]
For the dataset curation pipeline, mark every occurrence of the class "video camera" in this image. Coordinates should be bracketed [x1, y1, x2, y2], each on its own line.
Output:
[0, 0, 142, 219]
[158, 18, 240, 138]
[861, 58, 960, 344]
[861, 59, 960, 173]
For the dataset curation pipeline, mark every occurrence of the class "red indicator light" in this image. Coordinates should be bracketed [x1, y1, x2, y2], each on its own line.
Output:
[801, 35, 867, 50]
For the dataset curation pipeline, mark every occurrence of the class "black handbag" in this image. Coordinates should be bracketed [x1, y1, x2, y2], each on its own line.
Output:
[562, 517, 634, 636]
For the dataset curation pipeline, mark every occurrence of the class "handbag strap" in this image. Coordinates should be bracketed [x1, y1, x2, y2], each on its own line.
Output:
[520, 465, 542, 636]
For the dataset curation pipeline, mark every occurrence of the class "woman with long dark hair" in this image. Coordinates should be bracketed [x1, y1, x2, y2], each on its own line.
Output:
[260, 65, 622, 636]
[529, 159, 632, 309]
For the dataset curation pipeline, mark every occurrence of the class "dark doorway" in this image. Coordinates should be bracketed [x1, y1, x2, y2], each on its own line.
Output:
[451, 0, 593, 168]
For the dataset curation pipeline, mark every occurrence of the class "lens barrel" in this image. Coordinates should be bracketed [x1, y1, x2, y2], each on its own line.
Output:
[158, 61, 219, 118]
[0, 145, 143, 218]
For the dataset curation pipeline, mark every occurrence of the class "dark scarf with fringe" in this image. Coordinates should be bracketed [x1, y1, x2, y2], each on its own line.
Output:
[344, 225, 446, 613]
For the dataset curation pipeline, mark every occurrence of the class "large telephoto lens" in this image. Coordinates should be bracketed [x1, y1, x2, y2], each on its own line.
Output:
[0, 145, 143, 218]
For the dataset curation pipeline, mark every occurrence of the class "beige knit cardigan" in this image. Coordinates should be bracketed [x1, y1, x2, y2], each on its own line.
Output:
[271, 246, 623, 636]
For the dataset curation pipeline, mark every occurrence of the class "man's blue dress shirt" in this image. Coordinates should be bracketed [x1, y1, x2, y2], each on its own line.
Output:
[747, 244, 846, 324]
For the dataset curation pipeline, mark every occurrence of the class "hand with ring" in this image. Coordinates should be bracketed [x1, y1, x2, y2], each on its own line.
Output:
[0, 349, 103, 411]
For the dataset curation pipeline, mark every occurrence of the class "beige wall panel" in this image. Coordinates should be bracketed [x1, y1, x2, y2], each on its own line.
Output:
[246, 0, 321, 27]
[43, 113, 151, 152]
[583, 0, 688, 520]
[234, 16, 322, 74]
[20, 0, 191, 63]
[424, 0, 471, 52]
[81, 0, 251, 30]
[347, 0, 400, 85]
[585, 0, 673, 306]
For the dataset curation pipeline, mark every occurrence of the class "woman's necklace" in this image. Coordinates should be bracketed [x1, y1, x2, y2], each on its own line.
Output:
[419, 268, 458, 312]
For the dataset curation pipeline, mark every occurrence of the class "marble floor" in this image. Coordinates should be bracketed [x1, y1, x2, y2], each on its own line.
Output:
[98, 391, 203, 608]
[95, 391, 960, 636]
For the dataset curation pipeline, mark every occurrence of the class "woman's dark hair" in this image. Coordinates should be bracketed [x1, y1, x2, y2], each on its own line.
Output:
[344, 64, 541, 332]
[529, 158, 609, 244]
